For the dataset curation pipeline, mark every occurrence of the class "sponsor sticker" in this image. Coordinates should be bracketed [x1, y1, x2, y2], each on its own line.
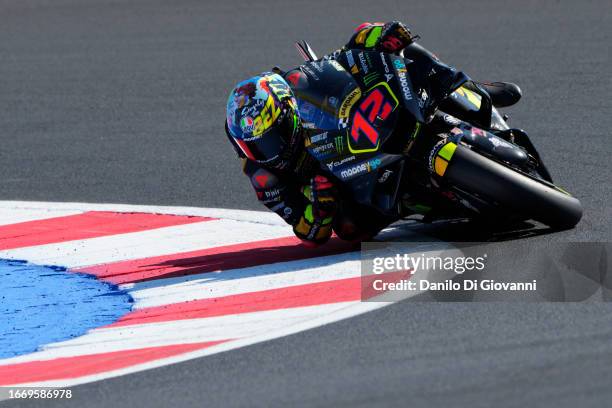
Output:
[450, 127, 463, 135]
[340, 162, 368, 179]
[310, 132, 328, 144]
[444, 114, 461, 126]
[428, 139, 448, 173]
[311, 142, 334, 154]
[241, 98, 265, 117]
[301, 64, 319, 80]
[326, 155, 356, 170]
[378, 169, 393, 183]
[240, 116, 254, 133]
[393, 59, 413, 101]
[329, 60, 345, 72]
[339, 88, 362, 119]
[334, 136, 345, 153]
[310, 61, 324, 73]
[339, 158, 382, 179]
[488, 135, 513, 149]
[241, 95, 281, 137]
[379, 54, 394, 82]
[346, 50, 355, 69]
[338, 117, 350, 129]
[419, 89, 429, 108]
[264, 189, 281, 198]
[363, 72, 379, 86]
[380, 53, 390, 73]
[358, 52, 369, 74]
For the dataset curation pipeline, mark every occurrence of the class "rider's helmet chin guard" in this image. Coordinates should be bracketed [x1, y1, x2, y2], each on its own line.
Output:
[226, 73, 302, 170]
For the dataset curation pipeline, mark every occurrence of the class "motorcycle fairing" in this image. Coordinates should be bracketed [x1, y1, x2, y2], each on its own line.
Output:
[299, 52, 428, 215]
[440, 114, 529, 166]
[291, 60, 361, 131]
[334, 50, 428, 124]
[387, 54, 427, 123]
[305, 129, 405, 213]
[299, 51, 520, 217]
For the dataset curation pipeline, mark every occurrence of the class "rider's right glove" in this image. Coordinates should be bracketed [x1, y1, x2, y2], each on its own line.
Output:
[377, 21, 414, 53]
[293, 175, 337, 246]
[351, 21, 415, 54]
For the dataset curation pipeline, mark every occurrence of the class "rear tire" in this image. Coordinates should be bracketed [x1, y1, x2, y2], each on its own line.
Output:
[444, 145, 583, 230]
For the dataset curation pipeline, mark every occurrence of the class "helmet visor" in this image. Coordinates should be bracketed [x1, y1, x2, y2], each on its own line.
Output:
[235, 111, 297, 164]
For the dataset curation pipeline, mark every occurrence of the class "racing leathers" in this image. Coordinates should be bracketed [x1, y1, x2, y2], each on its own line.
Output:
[228, 21, 457, 246]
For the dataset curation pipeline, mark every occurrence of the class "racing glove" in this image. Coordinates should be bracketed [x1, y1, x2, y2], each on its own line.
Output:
[378, 21, 414, 53]
[293, 175, 337, 246]
[349, 21, 415, 54]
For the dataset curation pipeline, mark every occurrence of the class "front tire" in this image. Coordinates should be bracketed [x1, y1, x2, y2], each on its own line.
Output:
[443, 145, 583, 230]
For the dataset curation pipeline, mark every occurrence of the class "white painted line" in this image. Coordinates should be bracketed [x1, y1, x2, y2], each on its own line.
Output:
[129, 252, 361, 309]
[0, 208, 83, 226]
[0, 303, 355, 364]
[0, 201, 286, 226]
[0, 201, 452, 389]
[0, 218, 292, 268]
[4, 301, 392, 388]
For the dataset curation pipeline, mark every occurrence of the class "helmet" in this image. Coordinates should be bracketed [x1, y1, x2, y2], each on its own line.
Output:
[226, 73, 301, 169]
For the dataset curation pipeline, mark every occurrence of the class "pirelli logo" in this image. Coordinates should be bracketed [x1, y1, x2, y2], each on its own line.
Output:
[339, 88, 362, 119]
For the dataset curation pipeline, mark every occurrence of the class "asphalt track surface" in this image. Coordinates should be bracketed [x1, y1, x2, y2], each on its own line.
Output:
[1, 0, 611, 407]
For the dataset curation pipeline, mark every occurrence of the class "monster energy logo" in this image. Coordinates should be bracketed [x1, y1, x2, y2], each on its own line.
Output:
[334, 136, 345, 153]
[363, 72, 379, 86]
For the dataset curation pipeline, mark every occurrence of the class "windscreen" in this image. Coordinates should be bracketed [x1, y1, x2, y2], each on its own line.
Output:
[292, 60, 360, 131]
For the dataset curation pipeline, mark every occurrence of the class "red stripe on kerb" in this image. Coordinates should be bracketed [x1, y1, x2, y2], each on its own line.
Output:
[109, 270, 410, 328]
[110, 276, 362, 327]
[0, 212, 213, 250]
[0, 341, 227, 386]
[75, 236, 356, 284]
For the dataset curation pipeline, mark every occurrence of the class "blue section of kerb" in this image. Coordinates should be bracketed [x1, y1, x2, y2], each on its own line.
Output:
[0, 259, 132, 359]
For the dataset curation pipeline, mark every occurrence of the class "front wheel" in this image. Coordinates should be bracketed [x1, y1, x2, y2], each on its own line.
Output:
[440, 144, 583, 230]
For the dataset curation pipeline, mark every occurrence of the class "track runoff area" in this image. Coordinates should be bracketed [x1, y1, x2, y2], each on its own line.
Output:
[5, 200, 586, 392]
[0, 200, 456, 390]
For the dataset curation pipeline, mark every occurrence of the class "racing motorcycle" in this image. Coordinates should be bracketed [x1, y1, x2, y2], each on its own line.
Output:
[289, 41, 582, 230]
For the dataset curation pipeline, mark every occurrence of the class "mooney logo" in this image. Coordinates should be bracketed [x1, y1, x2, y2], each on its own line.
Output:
[340, 162, 369, 179]
[339, 158, 381, 179]
[394, 59, 412, 101]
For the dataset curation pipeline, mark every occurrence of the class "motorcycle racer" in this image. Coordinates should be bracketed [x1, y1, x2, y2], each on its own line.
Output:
[226, 73, 357, 246]
[225, 21, 472, 246]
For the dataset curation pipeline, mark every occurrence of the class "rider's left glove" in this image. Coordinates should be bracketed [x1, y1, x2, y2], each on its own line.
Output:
[293, 175, 337, 246]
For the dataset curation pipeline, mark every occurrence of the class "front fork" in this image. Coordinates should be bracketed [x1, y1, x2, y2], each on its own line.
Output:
[493, 128, 553, 182]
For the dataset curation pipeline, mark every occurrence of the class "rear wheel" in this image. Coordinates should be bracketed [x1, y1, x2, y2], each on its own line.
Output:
[443, 144, 583, 230]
